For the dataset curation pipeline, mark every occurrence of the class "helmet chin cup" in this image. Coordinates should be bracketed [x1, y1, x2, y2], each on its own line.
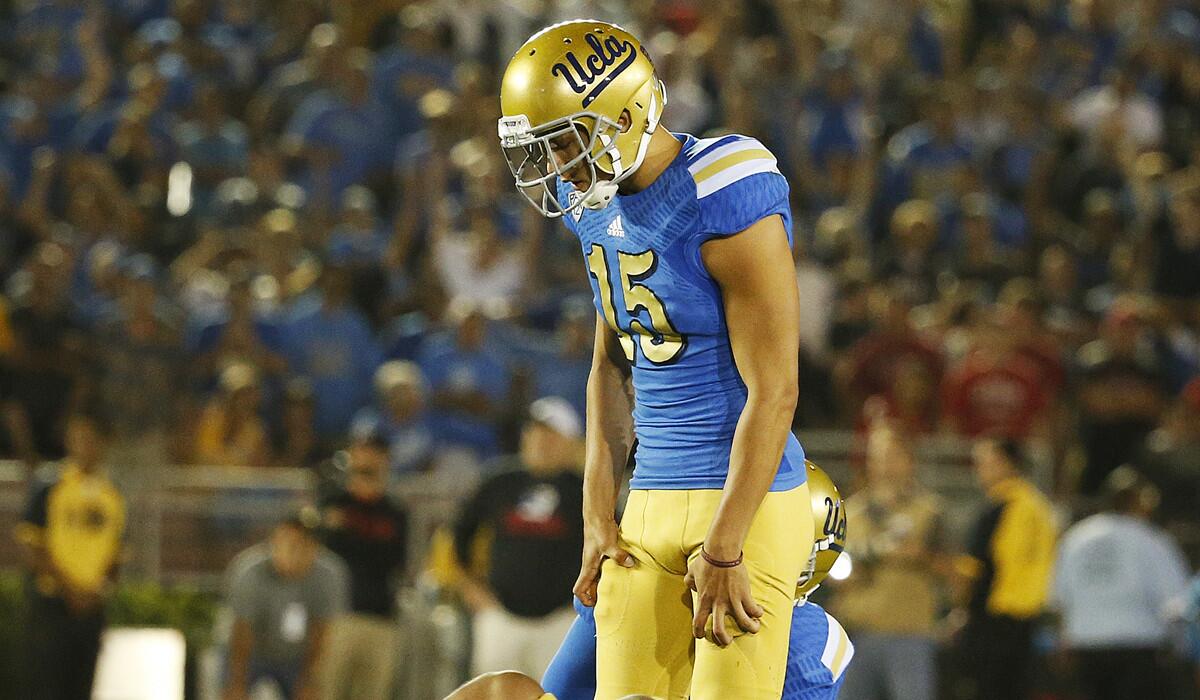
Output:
[582, 180, 618, 210]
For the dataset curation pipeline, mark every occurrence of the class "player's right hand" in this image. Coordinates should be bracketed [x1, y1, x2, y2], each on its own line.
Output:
[573, 518, 634, 607]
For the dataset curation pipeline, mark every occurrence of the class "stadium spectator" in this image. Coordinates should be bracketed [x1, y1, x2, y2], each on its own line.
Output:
[222, 509, 349, 700]
[279, 378, 322, 469]
[282, 263, 382, 445]
[193, 362, 273, 467]
[1150, 170, 1200, 305]
[836, 423, 946, 700]
[498, 298, 593, 420]
[429, 196, 536, 313]
[371, 6, 455, 140]
[1074, 299, 1169, 495]
[175, 81, 250, 213]
[284, 47, 395, 208]
[187, 268, 288, 394]
[15, 409, 125, 700]
[417, 301, 513, 462]
[838, 282, 943, 431]
[319, 425, 410, 700]
[0, 242, 83, 467]
[352, 360, 435, 476]
[957, 437, 1057, 700]
[1053, 467, 1190, 700]
[875, 199, 941, 304]
[889, 94, 974, 207]
[996, 280, 1067, 396]
[451, 397, 584, 679]
[1139, 377, 1200, 557]
[91, 254, 184, 461]
[941, 310, 1051, 440]
[1069, 64, 1164, 150]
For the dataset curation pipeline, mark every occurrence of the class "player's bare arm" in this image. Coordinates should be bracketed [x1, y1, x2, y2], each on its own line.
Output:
[685, 213, 801, 646]
[574, 315, 636, 607]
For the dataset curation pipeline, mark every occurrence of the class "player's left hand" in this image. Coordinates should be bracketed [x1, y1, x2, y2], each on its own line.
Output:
[685, 554, 763, 647]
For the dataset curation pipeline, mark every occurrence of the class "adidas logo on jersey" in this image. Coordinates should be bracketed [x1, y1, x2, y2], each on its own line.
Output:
[606, 215, 625, 238]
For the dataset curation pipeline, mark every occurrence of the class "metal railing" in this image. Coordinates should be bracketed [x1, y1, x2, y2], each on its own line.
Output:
[0, 431, 990, 700]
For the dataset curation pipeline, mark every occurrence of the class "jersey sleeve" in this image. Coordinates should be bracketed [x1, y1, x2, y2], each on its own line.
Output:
[687, 136, 792, 241]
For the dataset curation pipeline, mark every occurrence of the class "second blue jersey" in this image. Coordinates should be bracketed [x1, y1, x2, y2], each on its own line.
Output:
[560, 133, 805, 491]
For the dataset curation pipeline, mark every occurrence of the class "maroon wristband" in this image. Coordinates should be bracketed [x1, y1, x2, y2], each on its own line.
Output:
[700, 547, 743, 568]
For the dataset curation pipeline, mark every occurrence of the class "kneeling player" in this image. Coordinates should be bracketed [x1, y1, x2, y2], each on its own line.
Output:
[543, 462, 853, 700]
[445, 671, 655, 700]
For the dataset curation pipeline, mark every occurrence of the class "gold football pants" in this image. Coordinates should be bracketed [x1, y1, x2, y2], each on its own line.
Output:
[594, 485, 812, 700]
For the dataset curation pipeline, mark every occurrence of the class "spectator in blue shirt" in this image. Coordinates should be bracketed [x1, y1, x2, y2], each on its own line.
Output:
[801, 52, 868, 215]
[187, 271, 287, 395]
[283, 264, 381, 444]
[248, 22, 347, 138]
[351, 360, 435, 477]
[496, 299, 592, 421]
[416, 301, 512, 463]
[175, 82, 249, 216]
[372, 7, 455, 140]
[201, 0, 273, 92]
[881, 93, 975, 223]
[285, 49, 396, 209]
[326, 186, 388, 267]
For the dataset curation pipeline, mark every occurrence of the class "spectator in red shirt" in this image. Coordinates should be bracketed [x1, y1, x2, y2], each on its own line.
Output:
[942, 311, 1050, 440]
[997, 279, 1066, 394]
[837, 282, 944, 426]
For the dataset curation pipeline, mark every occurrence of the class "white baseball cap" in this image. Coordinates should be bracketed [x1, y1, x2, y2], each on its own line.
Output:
[529, 396, 583, 439]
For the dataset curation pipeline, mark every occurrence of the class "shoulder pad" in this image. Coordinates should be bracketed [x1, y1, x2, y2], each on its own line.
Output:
[685, 134, 781, 199]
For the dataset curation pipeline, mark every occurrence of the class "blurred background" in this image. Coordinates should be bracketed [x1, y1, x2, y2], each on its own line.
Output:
[0, 0, 1199, 699]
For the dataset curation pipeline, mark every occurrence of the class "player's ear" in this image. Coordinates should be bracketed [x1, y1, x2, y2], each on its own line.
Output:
[618, 109, 632, 133]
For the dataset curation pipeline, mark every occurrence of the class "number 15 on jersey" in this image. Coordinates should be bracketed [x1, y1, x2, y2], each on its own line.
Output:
[586, 243, 686, 365]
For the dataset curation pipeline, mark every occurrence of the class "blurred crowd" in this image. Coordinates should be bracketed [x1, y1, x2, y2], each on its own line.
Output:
[1, 0, 1199, 498]
[2, 0, 1200, 698]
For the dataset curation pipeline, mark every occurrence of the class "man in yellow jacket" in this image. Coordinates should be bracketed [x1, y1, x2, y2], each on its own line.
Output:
[14, 409, 125, 700]
[958, 437, 1058, 700]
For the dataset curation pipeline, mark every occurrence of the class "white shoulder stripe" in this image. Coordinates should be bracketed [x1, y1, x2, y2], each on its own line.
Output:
[685, 135, 731, 158]
[695, 159, 780, 199]
[686, 137, 765, 174]
[821, 612, 855, 681]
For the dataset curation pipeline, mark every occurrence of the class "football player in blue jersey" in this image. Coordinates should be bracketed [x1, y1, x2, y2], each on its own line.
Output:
[541, 462, 853, 700]
[498, 21, 810, 699]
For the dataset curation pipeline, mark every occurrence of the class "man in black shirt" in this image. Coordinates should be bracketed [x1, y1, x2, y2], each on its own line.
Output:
[453, 397, 585, 680]
[1074, 300, 1168, 495]
[318, 426, 409, 700]
[1, 243, 83, 466]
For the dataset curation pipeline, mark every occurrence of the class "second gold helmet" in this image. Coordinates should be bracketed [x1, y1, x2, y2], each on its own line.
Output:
[797, 461, 848, 598]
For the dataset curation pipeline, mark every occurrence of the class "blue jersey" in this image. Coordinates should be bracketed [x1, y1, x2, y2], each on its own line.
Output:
[560, 133, 806, 491]
[542, 597, 853, 700]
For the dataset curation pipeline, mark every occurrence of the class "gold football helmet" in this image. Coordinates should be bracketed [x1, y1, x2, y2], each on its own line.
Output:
[498, 20, 667, 218]
[797, 460, 848, 598]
